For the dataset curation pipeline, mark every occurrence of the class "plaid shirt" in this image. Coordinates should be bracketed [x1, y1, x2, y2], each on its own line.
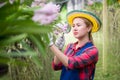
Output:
[52, 41, 98, 80]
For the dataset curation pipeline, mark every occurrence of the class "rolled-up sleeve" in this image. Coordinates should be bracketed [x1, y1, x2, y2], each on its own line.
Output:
[52, 44, 71, 70]
[68, 47, 98, 69]
[52, 61, 62, 70]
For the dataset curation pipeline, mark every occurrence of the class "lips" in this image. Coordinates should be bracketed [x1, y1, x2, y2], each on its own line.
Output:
[73, 32, 78, 35]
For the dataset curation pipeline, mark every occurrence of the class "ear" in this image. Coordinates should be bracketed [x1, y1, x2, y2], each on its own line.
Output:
[87, 25, 92, 32]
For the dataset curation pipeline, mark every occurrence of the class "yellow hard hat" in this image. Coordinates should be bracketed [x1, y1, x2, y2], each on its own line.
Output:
[66, 10, 102, 32]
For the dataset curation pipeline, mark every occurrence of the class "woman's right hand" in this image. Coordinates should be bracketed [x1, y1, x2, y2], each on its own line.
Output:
[55, 33, 65, 50]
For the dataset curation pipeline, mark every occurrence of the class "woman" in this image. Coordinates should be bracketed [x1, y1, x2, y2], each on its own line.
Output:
[49, 10, 101, 80]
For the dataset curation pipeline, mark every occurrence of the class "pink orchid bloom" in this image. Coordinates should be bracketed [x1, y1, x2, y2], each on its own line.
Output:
[54, 22, 69, 35]
[40, 2, 60, 14]
[32, 2, 60, 25]
[31, 0, 45, 7]
[87, 0, 94, 6]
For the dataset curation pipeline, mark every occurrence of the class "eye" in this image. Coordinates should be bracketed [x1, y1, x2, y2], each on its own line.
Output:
[77, 24, 81, 27]
[77, 23, 81, 27]
[72, 24, 75, 27]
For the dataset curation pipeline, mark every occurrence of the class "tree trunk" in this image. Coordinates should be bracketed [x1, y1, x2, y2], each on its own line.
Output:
[102, 0, 108, 73]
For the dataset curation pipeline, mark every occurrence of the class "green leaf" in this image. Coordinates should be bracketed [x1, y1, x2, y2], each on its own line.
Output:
[0, 51, 37, 57]
[0, 20, 52, 36]
[29, 34, 46, 56]
[89, 2, 103, 10]
[0, 34, 27, 47]
[0, 56, 10, 64]
[107, 0, 118, 5]
[0, 51, 39, 66]
[31, 56, 43, 69]
[0, 1, 19, 20]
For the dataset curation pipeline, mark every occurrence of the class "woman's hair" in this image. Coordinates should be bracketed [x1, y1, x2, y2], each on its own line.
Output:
[80, 17, 93, 42]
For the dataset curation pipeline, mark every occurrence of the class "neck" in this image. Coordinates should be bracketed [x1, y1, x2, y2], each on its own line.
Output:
[77, 35, 90, 47]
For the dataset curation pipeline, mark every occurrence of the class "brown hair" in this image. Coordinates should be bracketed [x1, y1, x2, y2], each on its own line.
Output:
[80, 17, 93, 42]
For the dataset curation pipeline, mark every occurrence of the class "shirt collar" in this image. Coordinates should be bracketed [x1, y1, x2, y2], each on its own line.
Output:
[72, 41, 92, 50]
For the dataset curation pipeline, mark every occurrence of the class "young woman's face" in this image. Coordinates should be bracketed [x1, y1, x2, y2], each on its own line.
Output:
[72, 18, 91, 39]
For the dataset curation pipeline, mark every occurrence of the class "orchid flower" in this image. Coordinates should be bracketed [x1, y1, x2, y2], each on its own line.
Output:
[9, 0, 14, 4]
[32, 2, 60, 25]
[53, 22, 70, 35]
[9, 0, 24, 4]
[0, 2, 7, 8]
[31, 0, 45, 7]
[87, 0, 94, 6]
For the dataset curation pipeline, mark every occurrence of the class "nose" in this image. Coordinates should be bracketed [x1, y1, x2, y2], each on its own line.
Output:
[72, 25, 77, 31]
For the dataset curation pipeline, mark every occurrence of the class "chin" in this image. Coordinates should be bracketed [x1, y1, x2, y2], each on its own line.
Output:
[74, 35, 83, 40]
[74, 36, 79, 39]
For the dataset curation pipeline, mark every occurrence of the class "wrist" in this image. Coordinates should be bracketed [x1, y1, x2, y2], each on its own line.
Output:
[49, 43, 54, 47]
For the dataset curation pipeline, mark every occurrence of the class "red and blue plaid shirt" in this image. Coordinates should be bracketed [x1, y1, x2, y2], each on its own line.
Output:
[52, 41, 98, 80]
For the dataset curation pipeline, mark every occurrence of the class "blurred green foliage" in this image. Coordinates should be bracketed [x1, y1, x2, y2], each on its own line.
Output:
[0, 0, 60, 79]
